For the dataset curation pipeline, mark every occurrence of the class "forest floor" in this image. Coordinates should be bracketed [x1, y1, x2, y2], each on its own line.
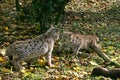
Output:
[0, 0, 120, 80]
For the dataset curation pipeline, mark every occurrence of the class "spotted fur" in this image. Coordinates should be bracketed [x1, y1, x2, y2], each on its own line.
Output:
[6, 26, 59, 71]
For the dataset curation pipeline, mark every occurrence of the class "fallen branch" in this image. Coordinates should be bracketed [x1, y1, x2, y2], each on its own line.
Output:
[91, 67, 120, 79]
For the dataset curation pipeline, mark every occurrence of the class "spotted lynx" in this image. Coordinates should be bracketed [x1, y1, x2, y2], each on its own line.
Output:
[59, 31, 111, 62]
[6, 26, 59, 71]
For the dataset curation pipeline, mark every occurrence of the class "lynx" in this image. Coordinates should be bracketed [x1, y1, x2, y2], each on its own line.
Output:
[59, 31, 99, 54]
[59, 31, 110, 62]
[6, 26, 59, 71]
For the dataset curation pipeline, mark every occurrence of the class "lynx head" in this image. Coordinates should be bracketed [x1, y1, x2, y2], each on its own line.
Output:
[60, 31, 73, 41]
[45, 25, 59, 40]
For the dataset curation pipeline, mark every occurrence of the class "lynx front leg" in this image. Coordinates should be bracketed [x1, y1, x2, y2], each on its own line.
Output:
[73, 44, 82, 55]
[45, 46, 54, 67]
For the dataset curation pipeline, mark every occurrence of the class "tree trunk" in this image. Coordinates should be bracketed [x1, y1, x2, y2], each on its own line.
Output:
[15, 0, 20, 11]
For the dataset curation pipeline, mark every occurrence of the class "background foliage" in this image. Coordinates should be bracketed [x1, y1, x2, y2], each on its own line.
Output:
[16, 0, 69, 33]
[0, 0, 120, 79]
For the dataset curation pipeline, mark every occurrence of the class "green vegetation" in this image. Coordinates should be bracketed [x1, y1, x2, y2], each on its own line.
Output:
[0, 0, 120, 79]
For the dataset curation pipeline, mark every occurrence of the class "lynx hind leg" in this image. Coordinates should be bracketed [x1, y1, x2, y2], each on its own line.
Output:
[26, 58, 38, 67]
[12, 59, 23, 71]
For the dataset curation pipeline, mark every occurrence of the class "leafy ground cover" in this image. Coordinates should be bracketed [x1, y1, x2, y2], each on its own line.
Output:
[0, 0, 120, 80]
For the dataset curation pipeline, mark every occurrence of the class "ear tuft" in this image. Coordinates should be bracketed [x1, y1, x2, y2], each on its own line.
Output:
[50, 24, 55, 28]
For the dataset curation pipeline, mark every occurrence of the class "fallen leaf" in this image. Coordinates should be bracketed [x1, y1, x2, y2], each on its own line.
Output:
[52, 56, 59, 61]
[0, 48, 6, 56]
[89, 61, 99, 66]
[108, 50, 115, 54]
[72, 66, 81, 71]
[38, 57, 46, 66]
[20, 67, 26, 73]
[108, 46, 114, 50]
[59, 75, 70, 79]
[102, 49, 107, 52]
[0, 57, 6, 62]
[30, 67, 34, 70]
[4, 27, 8, 31]
[0, 67, 13, 73]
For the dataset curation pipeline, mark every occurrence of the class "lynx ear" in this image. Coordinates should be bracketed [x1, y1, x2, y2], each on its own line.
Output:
[50, 24, 55, 28]
[46, 26, 54, 33]
[45, 25, 56, 35]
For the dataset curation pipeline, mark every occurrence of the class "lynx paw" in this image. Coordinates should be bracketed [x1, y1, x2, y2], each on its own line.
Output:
[47, 63, 55, 68]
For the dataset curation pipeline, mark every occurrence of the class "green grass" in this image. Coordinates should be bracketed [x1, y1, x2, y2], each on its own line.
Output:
[0, 0, 120, 79]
